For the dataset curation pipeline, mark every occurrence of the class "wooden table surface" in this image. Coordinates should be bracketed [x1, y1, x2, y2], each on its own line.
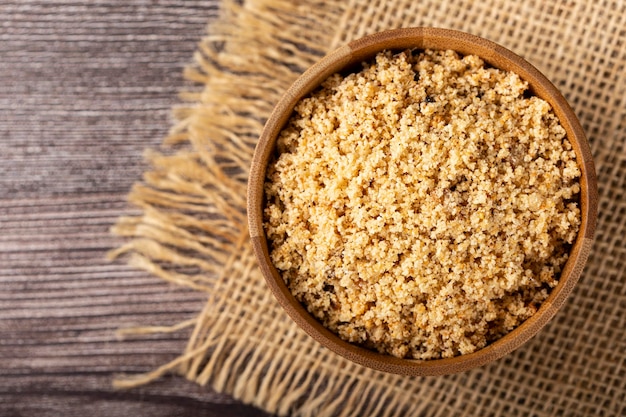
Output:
[1, 1, 271, 415]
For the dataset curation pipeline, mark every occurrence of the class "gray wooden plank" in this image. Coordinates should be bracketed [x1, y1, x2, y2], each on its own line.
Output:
[0, 1, 273, 415]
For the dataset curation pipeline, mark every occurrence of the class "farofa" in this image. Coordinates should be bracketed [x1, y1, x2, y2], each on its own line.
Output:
[263, 49, 581, 360]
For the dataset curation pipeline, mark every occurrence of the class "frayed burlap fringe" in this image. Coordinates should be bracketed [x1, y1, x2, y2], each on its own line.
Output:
[108, 0, 364, 412]
[111, 0, 626, 416]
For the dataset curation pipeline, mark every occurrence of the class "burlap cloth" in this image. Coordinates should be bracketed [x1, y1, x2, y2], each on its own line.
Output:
[111, 0, 626, 415]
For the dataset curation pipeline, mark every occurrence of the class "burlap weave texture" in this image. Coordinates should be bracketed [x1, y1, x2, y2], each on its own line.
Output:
[112, 0, 626, 415]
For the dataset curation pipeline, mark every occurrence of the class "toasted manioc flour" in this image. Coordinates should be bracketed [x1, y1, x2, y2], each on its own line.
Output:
[263, 49, 581, 360]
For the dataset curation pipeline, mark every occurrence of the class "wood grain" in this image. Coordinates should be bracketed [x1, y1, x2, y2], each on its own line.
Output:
[0, 2, 271, 415]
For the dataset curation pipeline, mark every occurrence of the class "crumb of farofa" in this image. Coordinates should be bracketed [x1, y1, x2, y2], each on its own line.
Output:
[263, 49, 582, 360]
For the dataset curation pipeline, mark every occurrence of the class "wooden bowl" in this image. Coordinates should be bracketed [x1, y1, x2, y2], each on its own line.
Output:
[247, 28, 597, 376]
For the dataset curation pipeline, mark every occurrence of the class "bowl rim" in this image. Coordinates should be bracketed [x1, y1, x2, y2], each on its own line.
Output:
[247, 27, 598, 376]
